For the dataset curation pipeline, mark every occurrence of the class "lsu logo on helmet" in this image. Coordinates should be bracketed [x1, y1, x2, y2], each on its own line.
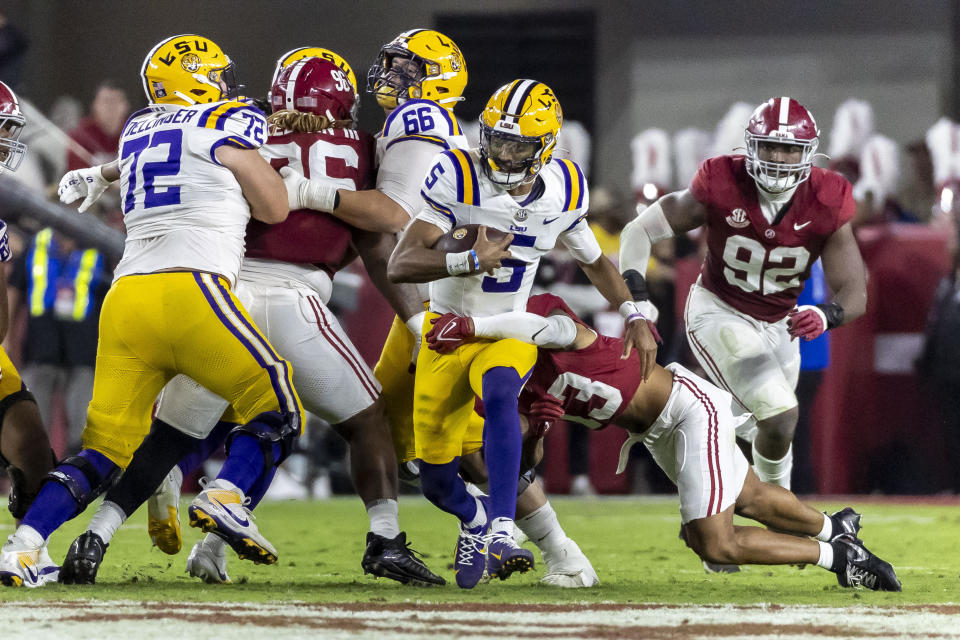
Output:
[366, 29, 467, 110]
[478, 79, 562, 190]
[141, 34, 242, 106]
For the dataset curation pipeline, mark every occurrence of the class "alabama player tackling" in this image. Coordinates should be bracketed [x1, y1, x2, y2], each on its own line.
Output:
[620, 97, 867, 490]
[389, 79, 657, 588]
[426, 294, 900, 592]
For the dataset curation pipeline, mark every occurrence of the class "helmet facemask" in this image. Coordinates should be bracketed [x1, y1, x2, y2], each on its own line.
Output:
[745, 133, 819, 194]
[0, 113, 27, 173]
[367, 47, 430, 109]
[479, 122, 551, 191]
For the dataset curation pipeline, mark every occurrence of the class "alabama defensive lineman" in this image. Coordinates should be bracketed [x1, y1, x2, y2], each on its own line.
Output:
[1, 35, 305, 588]
[55, 55, 444, 587]
[620, 97, 868, 489]
[389, 79, 656, 588]
[0, 81, 59, 583]
[424, 294, 901, 592]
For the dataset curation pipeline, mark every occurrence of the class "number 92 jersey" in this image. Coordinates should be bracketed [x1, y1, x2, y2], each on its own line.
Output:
[114, 100, 267, 286]
[691, 155, 854, 322]
[416, 149, 599, 317]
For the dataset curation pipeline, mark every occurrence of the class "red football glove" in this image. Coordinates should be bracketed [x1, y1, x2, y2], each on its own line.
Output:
[787, 305, 828, 341]
[528, 396, 566, 437]
[425, 313, 475, 354]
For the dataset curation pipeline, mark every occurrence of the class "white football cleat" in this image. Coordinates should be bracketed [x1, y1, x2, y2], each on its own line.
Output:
[188, 480, 277, 565]
[0, 535, 59, 588]
[148, 467, 183, 555]
[186, 534, 231, 584]
[540, 537, 599, 588]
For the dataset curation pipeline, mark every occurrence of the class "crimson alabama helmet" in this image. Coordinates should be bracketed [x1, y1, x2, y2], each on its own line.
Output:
[270, 57, 356, 122]
[0, 81, 27, 173]
[744, 97, 820, 194]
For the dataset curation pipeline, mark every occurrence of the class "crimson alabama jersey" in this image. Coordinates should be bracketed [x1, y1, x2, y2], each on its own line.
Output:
[246, 127, 375, 274]
[518, 294, 644, 430]
[691, 155, 854, 322]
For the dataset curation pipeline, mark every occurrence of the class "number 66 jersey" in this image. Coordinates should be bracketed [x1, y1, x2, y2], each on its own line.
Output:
[114, 99, 267, 287]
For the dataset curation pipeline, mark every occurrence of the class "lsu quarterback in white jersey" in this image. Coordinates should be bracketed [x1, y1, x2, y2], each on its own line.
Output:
[0, 35, 303, 589]
[388, 79, 657, 589]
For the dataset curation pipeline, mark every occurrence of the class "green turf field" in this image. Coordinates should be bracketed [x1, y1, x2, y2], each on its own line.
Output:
[1, 494, 955, 605]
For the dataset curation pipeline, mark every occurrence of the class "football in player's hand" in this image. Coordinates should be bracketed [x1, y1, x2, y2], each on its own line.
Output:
[432, 224, 512, 252]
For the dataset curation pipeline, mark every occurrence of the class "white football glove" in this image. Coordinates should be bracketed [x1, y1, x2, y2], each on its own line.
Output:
[58, 165, 111, 213]
[279, 166, 338, 213]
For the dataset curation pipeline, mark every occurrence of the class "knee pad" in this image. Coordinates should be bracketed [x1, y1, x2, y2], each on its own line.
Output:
[40, 454, 120, 518]
[516, 468, 536, 496]
[225, 411, 301, 470]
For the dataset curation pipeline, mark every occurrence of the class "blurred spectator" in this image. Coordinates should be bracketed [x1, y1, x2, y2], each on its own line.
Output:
[630, 128, 671, 206]
[792, 260, 830, 494]
[0, 13, 27, 88]
[709, 102, 753, 158]
[898, 140, 935, 223]
[916, 259, 960, 493]
[851, 134, 916, 226]
[8, 228, 110, 453]
[68, 79, 129, 171]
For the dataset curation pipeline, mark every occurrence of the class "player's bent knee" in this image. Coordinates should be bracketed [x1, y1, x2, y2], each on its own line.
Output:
[40, 453, 120, 518]
[692, 534, 739, 565]
[225, 410, 301, 469]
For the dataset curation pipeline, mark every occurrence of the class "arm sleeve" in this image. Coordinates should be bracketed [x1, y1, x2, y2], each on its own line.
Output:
[559, 218, 603, 264]
[618, 200, 674, 277]
[377, 138, 451, 217]
[472, 311, 578, 349]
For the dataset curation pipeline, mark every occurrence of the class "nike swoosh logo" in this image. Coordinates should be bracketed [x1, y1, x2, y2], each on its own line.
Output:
[543, 217, 560, 224]
[438, 324, 460, 342]
[213, 498, 249, 527]
[489, 551, 501, 560]
[22, 562, 37, 584]
[531, 327, 547, 341]
[793, 220, 811, 230]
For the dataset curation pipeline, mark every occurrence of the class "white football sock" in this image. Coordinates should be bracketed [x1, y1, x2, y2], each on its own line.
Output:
[816, 540, 834, 570]
[168, 465, 184, 494]
[815, 512, 832, 541]
[366, 498, 400, 539]
[87, 500, 127, 544]
[517, 502, 566, 554]
[464, 496, 487, 530]
[204, 532, 226, 553]
[490, 516, 514, 536]
[16, 525, 45, 547]
[752, 442, 793, 489]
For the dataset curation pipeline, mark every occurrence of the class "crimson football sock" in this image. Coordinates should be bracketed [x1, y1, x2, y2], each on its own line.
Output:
[482, 366, 525, 526]
[22, 449, 118, 540]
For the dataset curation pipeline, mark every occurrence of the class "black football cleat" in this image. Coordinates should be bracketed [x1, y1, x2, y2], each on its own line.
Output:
[828, 507, 862, 540]
[361, 531, 446, 586]
[831, 533, 901, 592]
[59, 532, 108, 585]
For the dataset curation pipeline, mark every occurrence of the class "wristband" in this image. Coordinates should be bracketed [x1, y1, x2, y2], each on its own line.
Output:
[619, 300, 644, 323]
[446, 250, 473, 276]
[816, 302, 844, 330]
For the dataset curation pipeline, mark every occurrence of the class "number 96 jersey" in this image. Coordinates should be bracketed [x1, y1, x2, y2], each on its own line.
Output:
[416, 149, 598, 317]
[691, 155, 854, 322]
[114, 100, 268, 287]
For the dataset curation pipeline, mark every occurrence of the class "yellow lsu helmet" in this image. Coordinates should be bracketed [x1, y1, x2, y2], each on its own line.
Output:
[479, 79, 563, 190]
[141, 34, 242, 106]
[271, 47, 359, 120]
[366, 29, 466, 110]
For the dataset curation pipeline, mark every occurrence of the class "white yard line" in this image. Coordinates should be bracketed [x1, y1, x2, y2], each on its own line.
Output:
[3, 601, 960, 640]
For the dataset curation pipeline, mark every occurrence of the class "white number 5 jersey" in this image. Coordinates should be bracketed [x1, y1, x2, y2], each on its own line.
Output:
[114, 99, 268, 287]
[416, 149, 601, 317]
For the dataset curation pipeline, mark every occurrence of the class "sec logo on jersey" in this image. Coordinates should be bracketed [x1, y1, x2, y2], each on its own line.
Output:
[725, 208, 749, 228]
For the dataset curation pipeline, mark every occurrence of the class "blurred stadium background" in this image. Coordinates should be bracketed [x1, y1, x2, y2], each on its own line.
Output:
[2, 0, 960, 503]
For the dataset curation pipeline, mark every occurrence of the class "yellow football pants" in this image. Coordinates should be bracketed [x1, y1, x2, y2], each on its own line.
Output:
[82, 272, 303, 467]
[412, 312, 536, 464]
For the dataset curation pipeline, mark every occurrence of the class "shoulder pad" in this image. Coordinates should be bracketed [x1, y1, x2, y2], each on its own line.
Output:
[430, 148, 481, 207]
[691, 155, 742, 204]
[552, 158, 587, 212]
[196, 100, 267, 147]
[381, 99, 462, 145]
[810, 167, 853, 208]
